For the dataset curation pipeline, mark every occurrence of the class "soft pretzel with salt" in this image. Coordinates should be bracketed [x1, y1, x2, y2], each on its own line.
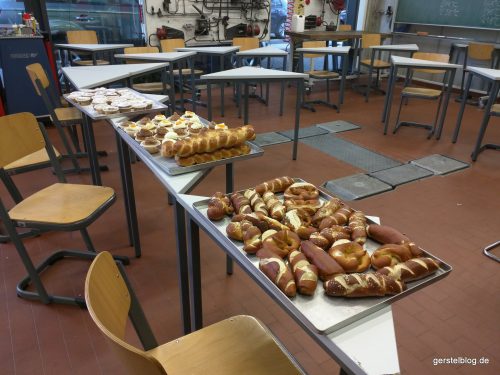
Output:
[370, 243, 414, 269]
[262, 229, 301, 258]
[328, 239, 370, 273]
[284, 182, 320, 201]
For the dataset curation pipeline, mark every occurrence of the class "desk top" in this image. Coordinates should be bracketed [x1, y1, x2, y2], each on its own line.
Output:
[201, 66, 308, 80]
[391, 55, 461, 69]
[55, 43, 133, 51]
[176, 46, 240, 54]
[62, 63, 168, 89]
[467, 66, 500, 80]
[296, 46, 351, 54]
[286, 30, 391, 40]
[114, 51, 197, 62]
[236, 46, 288, 56]
[371, 43, 419, 51]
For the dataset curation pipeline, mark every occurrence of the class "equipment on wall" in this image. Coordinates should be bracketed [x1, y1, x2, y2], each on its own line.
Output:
[155, 25, 185, 40]
[304, 15, 317, 29]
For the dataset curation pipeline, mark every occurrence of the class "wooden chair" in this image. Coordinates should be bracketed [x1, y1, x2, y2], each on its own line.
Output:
[0, 112, 128, 306]
[337, 24, 352, 31]
[358, 33, 390, 98]
[393, 52, 450, 138]
[123, 46, 168, 94]
[302, 41, 340, 112]
[66, 30, 110, 66]
[85, 251, 304, 375]
[26, 63, 85, 173]
[160, 39, 204, 76]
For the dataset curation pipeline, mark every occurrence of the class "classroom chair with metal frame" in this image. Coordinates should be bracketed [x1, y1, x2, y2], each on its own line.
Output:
[123, 46, 169, 94]
[301, 41, 341, 112]
[393, 52, 450, 138]
[66, 30, 110, 66]
[85, 250, 304, 375]
[460, 42, 496, 101]
[358, 33, 391, 100]
[0, 112, 128, 306]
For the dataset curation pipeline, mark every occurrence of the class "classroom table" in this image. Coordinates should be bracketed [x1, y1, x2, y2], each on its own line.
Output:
[175, 46, 240, 117]
[364, 44, 419, 102]
[382, 55, 461, 138]
[114, 52, 197, 112]
[201, 66, 308, 160]
[296, 46, 350, 112]
[55, 43, 133, 65]
[177, 193, 400, 375]
[452, 66, 500, 161]
[235, 46, 288, 114]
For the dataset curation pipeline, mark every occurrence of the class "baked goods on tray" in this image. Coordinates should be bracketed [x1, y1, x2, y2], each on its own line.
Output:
[205, 178, 444, 300]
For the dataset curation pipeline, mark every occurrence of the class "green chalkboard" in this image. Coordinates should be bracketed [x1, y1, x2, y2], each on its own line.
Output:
[395, 0, 500, 29]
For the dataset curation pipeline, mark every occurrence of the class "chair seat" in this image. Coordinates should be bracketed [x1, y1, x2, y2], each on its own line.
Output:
[491, 103, 500, 116]
[9, 183, 115, 225]
[132, 82, 169, 93]
[172, 69, 204, 76]
[360, 59, 391, 69]
[74, 59, 110, 66]
[402, 87, 442, 99]
[54, 107, 82, 122]
[308, 71, 340, 79]
[148, 315, 301, 375]
[5, 146, 60, 171]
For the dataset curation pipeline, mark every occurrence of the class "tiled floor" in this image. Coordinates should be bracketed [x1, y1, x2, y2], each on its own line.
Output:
[1, 79, 499, 375]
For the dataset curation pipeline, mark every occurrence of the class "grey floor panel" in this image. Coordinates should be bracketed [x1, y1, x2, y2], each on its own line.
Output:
[278, 126, 329, 140]
[410, 154, 469, 175]
[369, 164, 434, 187]
[316, 120, 361, 133]
[254, 132, 291, 147]
[300, 135, 402, 172]
[322, 174, 393, 201]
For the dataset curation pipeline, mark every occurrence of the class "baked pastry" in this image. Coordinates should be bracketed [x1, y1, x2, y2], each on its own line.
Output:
[370, 243, 414, 269]
[300, 240, 344, 281]
[173, 121, 188, 136]
[243, 189, 268, 216]
[288, 250, 318, 296]
[243, 225, 262, 254]
[283, 209, 316, 240]
[132, 102, 147, 111]
[76, 96, 92, 106]
[348, 211, 367, 245]
[257, 248, 296, 298]
[328, 239, 370, 273]
[155, 126, 168, 140]
[207, 192, 234, 221]
[160, 139, 176, 157]
[262, 229, 301, 258]
[214, 123, 228, 130]
[284, 182, 319, 201]
[377, 257, 440, 282]
[140, 137, 160, 154]
[117, 101, 132, 112]
[174, 144, 251, 167]
[318, 206, 353, 230]
[366, 224, 422, 257]
[135, 128, 154, 142]
[324, 273, 406, 297]
[311, 198, 343, 226]
[283, 199, 322, 216]
[261, 191, 286, 221]
[309, 225, 351, 249]
[103, 105, 119, 115]
[188, 122, 204, 134]
[255, 176, 294, 195]
[124, 123, 140, 137]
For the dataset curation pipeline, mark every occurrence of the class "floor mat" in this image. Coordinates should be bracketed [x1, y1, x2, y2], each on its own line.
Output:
[278, 126, 329, 140]
[369, 164, 434, 187]
[316, 120, 361, 133]
[322, 174, 392, 201]
[410, 154, 469, 175]
[254, 132, 291, 147]
[300, 134, 402, 172]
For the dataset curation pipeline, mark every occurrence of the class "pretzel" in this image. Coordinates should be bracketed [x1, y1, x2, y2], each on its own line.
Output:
[377, 257, 440, 282]
[262, 230, 301, 258]
[243, 225, 262, 254]
[348, 211, 367, 245]
[231, 213, 269, 233]
[243, 189, 268, 216]
[284, 182, 320, 201]
[255, 176, 294, 195]
[311, 198, 343, 226]
[289, 250, 318, 296]
[257, 248, 297, 297]
[226, 219, 253, 241]
[284, 199, 322, 216]
[283, 209, 316, 240]
[309, 225, 351, 249]
[262, 191, 286, 221]
[207, 192, 233, 221]
[328, 239, 370, 273]
[319, 206, 353, 230]
[300, 240, 344, 281]
[370, 243, 414, 269]
[324, 273, 406, 297]
[366, 224, 423, 257]
[230, 192, 253, 214]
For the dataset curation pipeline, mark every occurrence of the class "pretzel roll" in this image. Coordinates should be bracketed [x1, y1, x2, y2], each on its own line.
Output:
[377, 257, 440, 282]
[255, 213, 289, 232]
[283, 209, 316, 240]
[262, 191, 286, 221]
[243, 189, 268, 216]
[232, 213, 269, 233]
[226, 220, 250, 241]
[300, 240, 345, 281]
[259, 257, 297, 298]
[261, 229, 277, 242]
[243, 225, 262, 254]
[371, 243, 413, 269]
[230, 192, 253, 214]
[324, 273, 406, 297]
[319, 206, 353, 230]
[255, 176, 294, 195]
[207, 192, 234, 221]
[311, 198, 343, 226]
[366, 224, 422, 257]
[309, 226, 351, 249]
[289, 250, 318, 296]
[262, 230, 301, 258]
[284, 182, 319, 201]
[349, 211, 367, 245]
[284, 199, 322, 216]
[328, 240, 370, 273]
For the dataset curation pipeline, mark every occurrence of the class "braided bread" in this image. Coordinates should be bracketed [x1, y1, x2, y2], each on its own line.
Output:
[175, 144, 251, 167]
[311, 198, 343, 226]
[309, 226, 351, 249]
[262, 191, 286, 221]
[230, 192, 253, 214]
[349, 211, 367, 245]
[377, 257, 440, 282]
[328, 239, 370, 273]
[366, 224, 423, 257]
[257, 248, 297, 297]
[289, 250, 318, 296]
[324, 273, 406, 297]
[300, 240, 344, 281]
[370, 243, 413, 269]
[319, 206, 353, 230]
[255, 176, 294, 195]
[262, 229, 301, 258]
[243, 189, 268, 216]
[207, 192, 234, 221]
[160, 139, 176, 157]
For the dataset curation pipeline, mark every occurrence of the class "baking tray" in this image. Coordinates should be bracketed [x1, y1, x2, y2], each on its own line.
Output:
[111, 118, 264, 176]
[192, 180, 452, 334]
[63, 88, 168, 121]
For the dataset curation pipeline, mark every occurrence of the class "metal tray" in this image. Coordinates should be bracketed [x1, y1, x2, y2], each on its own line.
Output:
[192, 180, 452, 334]
[63, 88, 168, 120]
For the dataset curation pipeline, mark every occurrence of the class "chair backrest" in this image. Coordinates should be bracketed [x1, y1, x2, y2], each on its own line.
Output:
[468, 42, 494, 61]
[302, 41, 326, 70]
[361, 33, 381, 48]
[337, 24, 352, 31]
[85, 252, 166, 375]
[124, 46, 159, 54]
[26, 63, 50, 96]
[67, 30, 99, 44]
[412, 52, 449, 74]
[233, 37, 259, 52]
[0, 113, 46, 169]
[160, 38, 184, 52]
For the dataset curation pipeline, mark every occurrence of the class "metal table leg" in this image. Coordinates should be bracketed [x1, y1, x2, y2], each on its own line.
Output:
[280, 56, 286, 116]
[292, 79, 303, 160]
[452, 73, 474, 143]
[169, 65, 176, 113]
[82, 114, 102, 185]
[207, 83, 212, 121]
[382, 65, 397, 135]
[187, 216, 202, 331]
[226, 163, 234, 275]
[220, 55, 225, 117]
[435, 68, 457, 140]
[244, 83, 249, 125]
[339, 53, 348, 107]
